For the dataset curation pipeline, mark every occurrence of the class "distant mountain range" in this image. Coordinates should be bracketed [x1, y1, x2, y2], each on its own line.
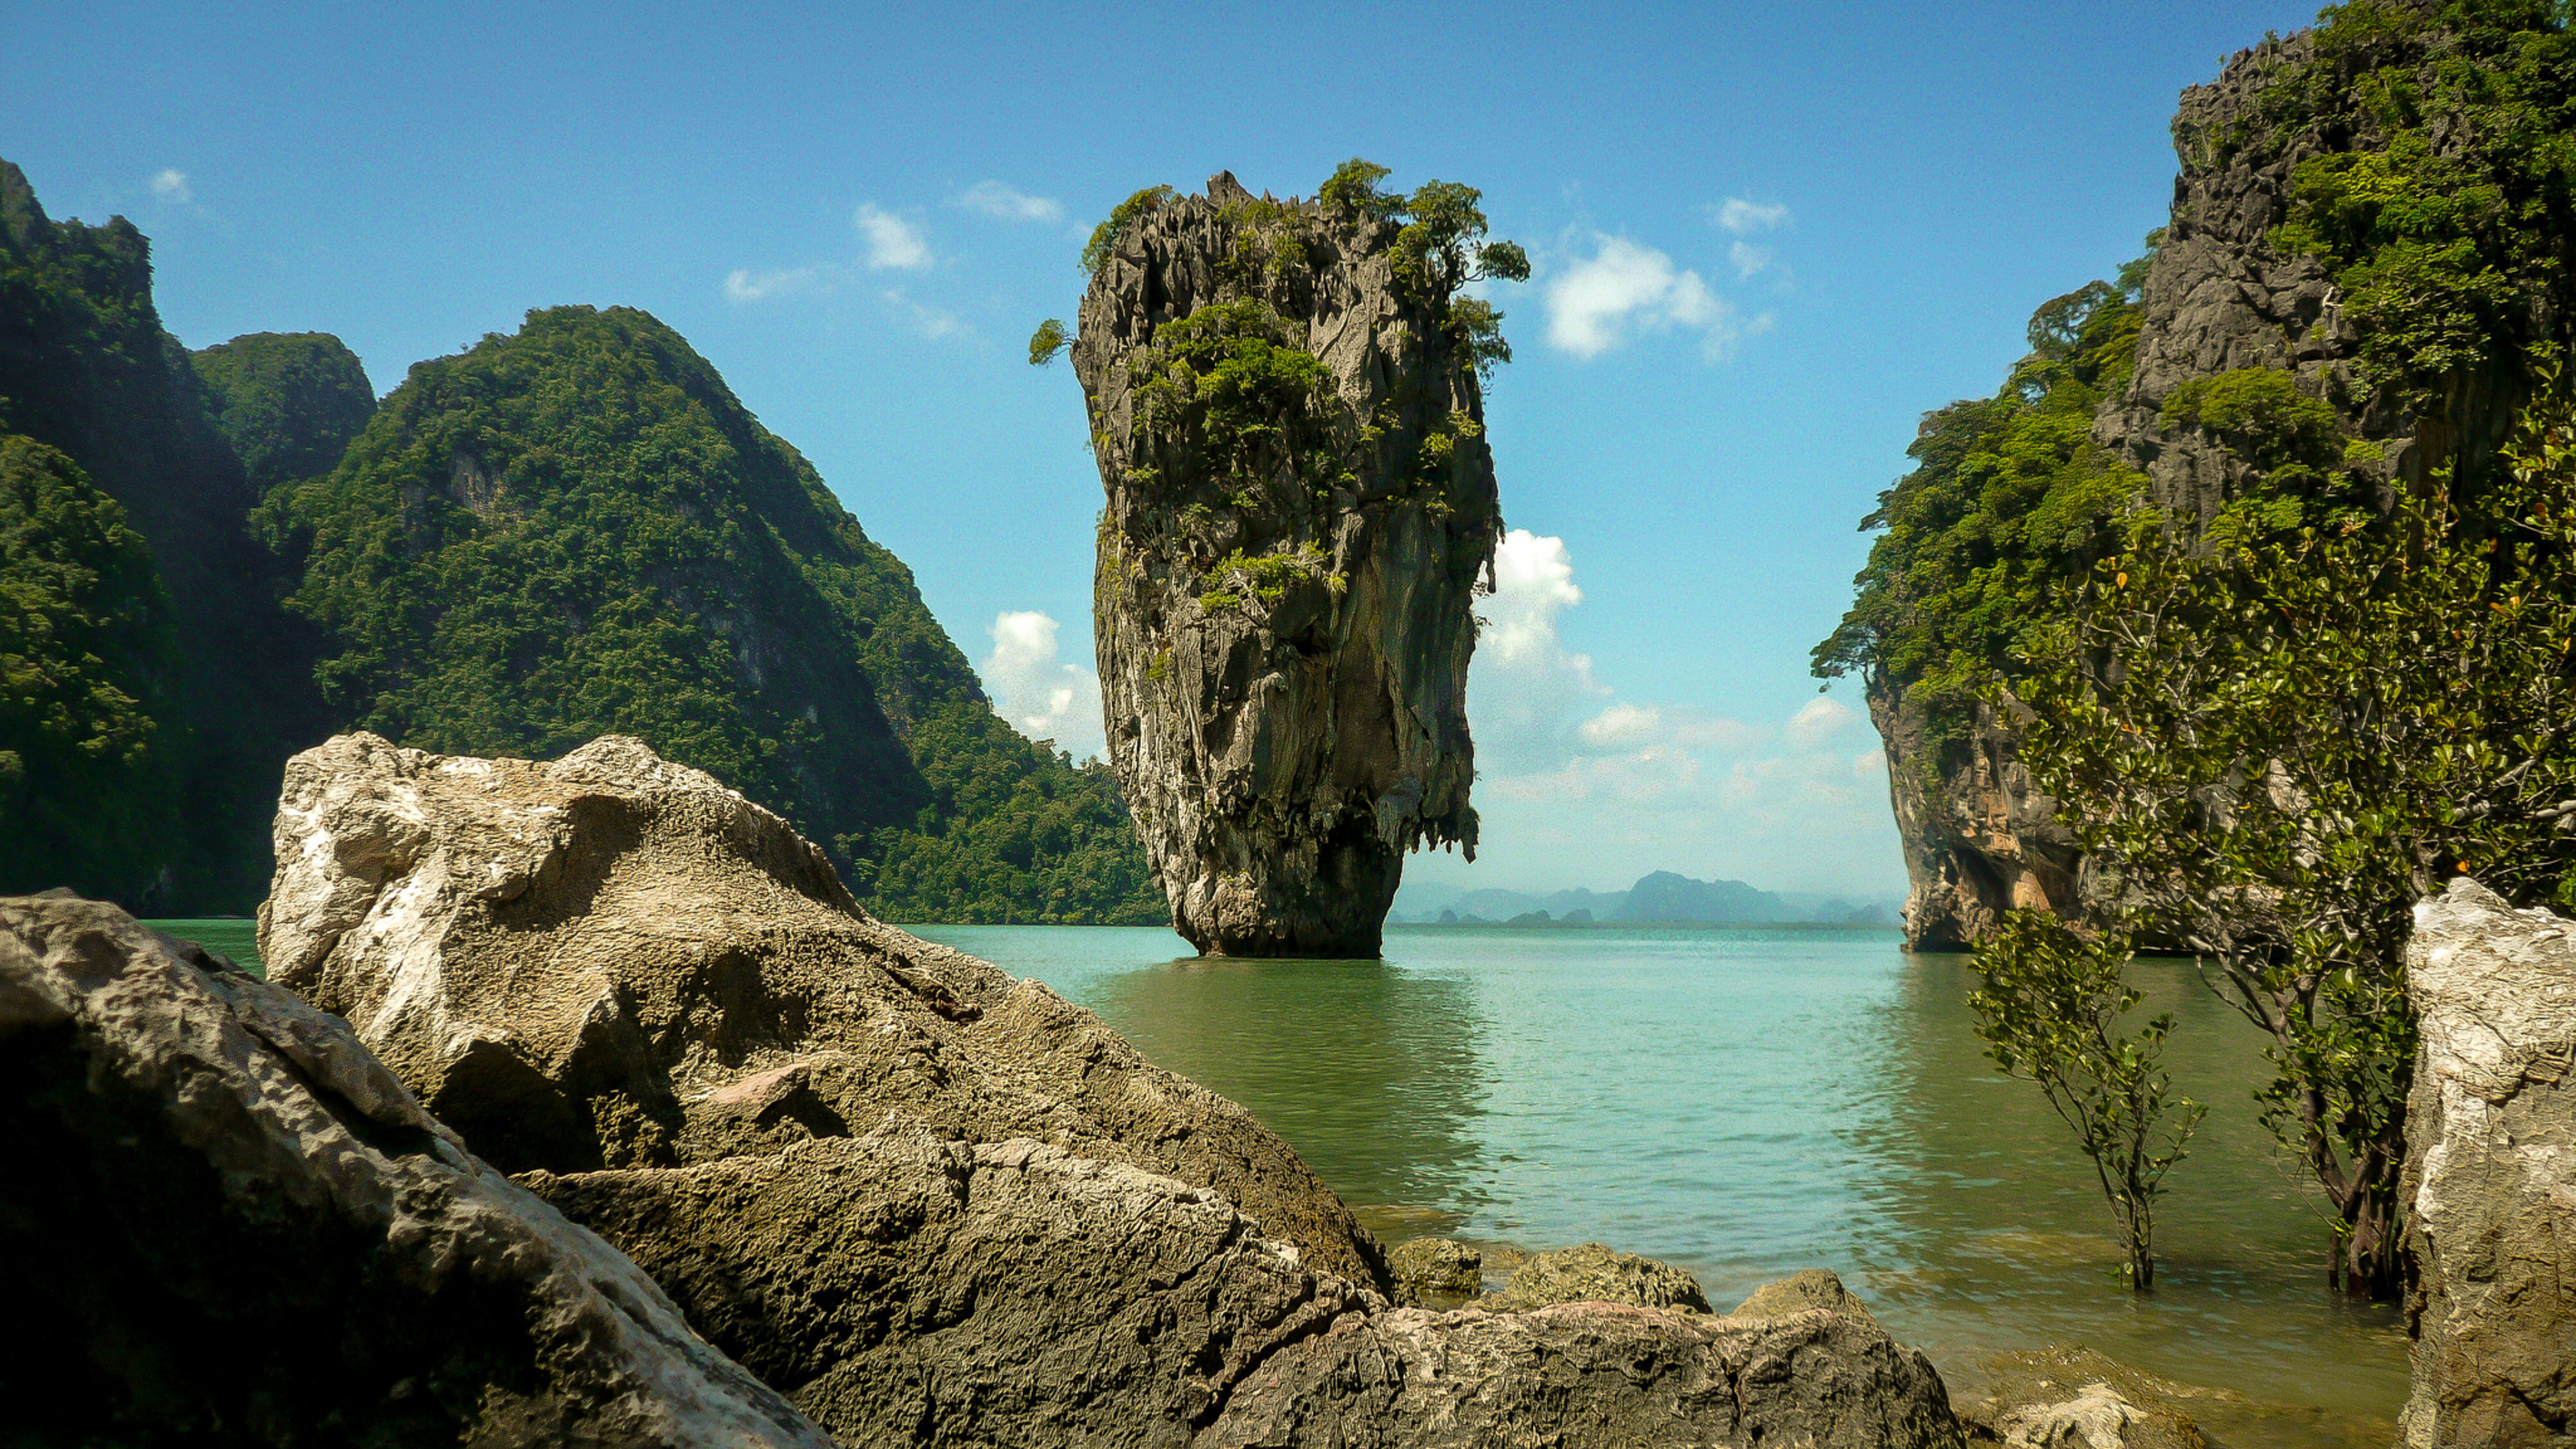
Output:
[1388, 871, 1900, 926]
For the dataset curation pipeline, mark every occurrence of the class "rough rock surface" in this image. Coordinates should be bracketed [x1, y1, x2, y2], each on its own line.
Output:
[1071, 172, 1499, 956]
[1727, 1267, 1880, 1327]
[0, 892, 831, 1448]
[1489, 1240, 1713, 1313]
[1387, 1235, 1483, 1299]
[2398, 879, 2576, 1448]
[1203, 1299, 1966, 1448]
[1869, 26, 2534, 950]
[258, 730, 1385, 1289]
[525, 1126, 1375, 1446]
[1971, 1348, 2206, 1449]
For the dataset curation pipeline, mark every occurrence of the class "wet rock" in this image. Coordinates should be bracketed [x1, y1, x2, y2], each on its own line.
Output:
[258, 730, 1387, 1289]
[1971, 1347, 2205, 1449]
[1201, 1299, 1967, 1448]
[1386, 1236, 1482, 1299]
[2398, 879, 2576, 1448]
[1071, 172, 1500, 957]
[0, 893, 830, 1448]
[1490, 1240, 1713, 1313]
[524, 1125, 1373, 1446]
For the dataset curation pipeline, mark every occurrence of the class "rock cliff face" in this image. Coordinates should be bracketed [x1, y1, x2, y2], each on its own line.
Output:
[2398, 879, 2576, 1448]
[0, 892, 832, 1448]
[1872, 23, 2548, 949]
[258, 730, 1387, 1289]
[1071, 172, 1499, 957]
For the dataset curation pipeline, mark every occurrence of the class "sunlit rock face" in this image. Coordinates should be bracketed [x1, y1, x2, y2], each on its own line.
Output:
[1071, 172, 1498, 957]
[2399, 879, 2576, 1449]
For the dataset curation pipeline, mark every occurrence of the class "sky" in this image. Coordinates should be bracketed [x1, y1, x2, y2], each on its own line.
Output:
[5, 0, 2322, 898]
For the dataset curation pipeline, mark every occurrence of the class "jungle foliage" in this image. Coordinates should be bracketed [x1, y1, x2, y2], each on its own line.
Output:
[189, 332, 377, 492]
[0, 434, 184, 899]
[264, 305, 1162, 925]
[1809, 264, 2150, 749]
[2250, 0, 2576, 409]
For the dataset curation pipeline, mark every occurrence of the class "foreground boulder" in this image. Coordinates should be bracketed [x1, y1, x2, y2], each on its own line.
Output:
[1205, 1293, 1964, 1448]
[525, 1126, 1373, 1444]
[1070, 170, 1504, 957]
[0, 893, 830, 1448]
[1489, 1240, 1713, 1313]
[2399, 879, 2576, 1448]
[258, 731, 1385, 1289]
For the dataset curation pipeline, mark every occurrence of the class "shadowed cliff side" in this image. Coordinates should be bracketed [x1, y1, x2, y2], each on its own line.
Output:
[1064, 167, 1515, 957]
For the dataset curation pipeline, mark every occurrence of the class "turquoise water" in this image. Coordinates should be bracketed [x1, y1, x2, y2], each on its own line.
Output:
[160, 914, 2405, 1441]
[912, 922, 2408, 1448]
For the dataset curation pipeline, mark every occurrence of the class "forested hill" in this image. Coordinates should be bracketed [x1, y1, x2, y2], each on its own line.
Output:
[0, 160, 328, 909]
[262, 305, 1161, 924]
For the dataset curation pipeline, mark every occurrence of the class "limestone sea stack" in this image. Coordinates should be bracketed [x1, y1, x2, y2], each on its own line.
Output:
[0, 893, 832, 1448]
[1069, 170, 1505, 957]
[2398, 879, 2576, 1447]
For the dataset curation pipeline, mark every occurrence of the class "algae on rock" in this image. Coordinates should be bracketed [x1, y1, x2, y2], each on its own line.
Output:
[1062, 167, 1518, 956]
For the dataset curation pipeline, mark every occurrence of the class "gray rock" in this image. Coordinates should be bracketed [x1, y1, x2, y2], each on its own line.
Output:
[1491, 1241, 1713, 1313]
[1727, 1267, 1880, 1329]
[2398, 879, 2576, 1447]
[1202, 1301, 1966, 1448]
[1972, 1347, 2205, 1449]
[523, 1126, 1374, 1446]
[0, 893, 830, 1448]
[1071, 172, 1499, 957]
[258, 730, 1388, 1290]
[1386, 1236, 1483, 1298]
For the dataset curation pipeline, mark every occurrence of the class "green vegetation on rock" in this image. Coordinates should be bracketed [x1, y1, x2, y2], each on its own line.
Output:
[189, 332, 377, 492]
[0, 434, 184, 898]
[1811, 266, 2149, 748]
[264, 305, 1162, 925]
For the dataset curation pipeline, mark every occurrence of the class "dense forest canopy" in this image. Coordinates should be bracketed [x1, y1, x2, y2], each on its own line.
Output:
[189, 332, 377, 492]
[264, 305, 1159, 924]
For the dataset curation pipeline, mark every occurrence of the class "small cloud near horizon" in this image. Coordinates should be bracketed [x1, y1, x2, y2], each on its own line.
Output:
[150, 168, 192, 204]
[981, 610, 1104, 761]
[1711, 197, 1790, 235]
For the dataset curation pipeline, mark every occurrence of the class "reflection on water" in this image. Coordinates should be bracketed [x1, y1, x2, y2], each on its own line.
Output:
[778, 924, 2414, 1448]
[1087, 955, 1491, 1223]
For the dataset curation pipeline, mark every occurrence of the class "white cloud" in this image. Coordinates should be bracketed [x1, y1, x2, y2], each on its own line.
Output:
[855, 203, 932, 270]
[723, 264, 832, 302]
[1729, 241, 1774, 279]
[150, 168, 192, 204]
[1785, 695, 1856, 750]
[1578, 702, 1757, 752]
[1712, 197, 1790, 234]
[981, 610, 1104, 761]
[1470, 529, 1609, 773]
[881, 288, 965, 341]
[955, 180, 1064, 225]
[1543, 235, 1772, 362]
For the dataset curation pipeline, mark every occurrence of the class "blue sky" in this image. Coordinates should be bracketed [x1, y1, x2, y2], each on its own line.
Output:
[8, 0, 2318, 897]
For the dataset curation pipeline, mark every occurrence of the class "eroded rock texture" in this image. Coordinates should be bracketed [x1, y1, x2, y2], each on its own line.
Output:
[2398, 879, 2576, 1448]
[1202, 1299, 1965, 1449]
[0, 893, 830, 1448]
[1072, 172, 1499, 957]
[258, 730, 1386, 1289]
[1872, 25, 2541, 949]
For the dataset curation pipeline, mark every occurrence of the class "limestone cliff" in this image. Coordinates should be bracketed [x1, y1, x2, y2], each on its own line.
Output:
[1069, 172, 1504, 956]
[1865, 16, 2565, 948]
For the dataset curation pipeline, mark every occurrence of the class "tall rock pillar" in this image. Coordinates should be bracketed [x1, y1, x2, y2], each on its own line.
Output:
[1069, 172, 1505, 957]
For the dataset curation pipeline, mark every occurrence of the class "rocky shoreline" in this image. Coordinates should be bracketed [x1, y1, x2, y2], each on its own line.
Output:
[5, 732, 2563, 1446]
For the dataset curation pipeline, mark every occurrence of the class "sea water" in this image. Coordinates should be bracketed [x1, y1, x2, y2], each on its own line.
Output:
[167, 916, 2407, 1443]
[914, 922, 2408, 1448]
